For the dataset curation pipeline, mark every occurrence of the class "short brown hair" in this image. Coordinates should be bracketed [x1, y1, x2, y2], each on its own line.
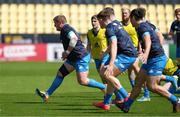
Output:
[104, 7, 115, 15]
[137, 7, 146, 17]
[91, 15, 97, 21]
[130, 8, 144, 21]
[97, 7, 114, 20]
[53, 15, 67, 24]
[175, 8, 180, 14]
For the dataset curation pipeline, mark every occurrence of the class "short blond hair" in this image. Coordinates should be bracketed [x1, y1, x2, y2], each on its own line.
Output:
[53, 15, 67, 23]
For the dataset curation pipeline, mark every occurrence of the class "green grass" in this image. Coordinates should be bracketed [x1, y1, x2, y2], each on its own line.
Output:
[0, 62, 180, 116]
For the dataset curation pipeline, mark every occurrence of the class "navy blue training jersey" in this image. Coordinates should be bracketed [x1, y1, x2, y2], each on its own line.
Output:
[137, 22, 164, 58]
[146, 21, 157, 31]
[105, 20, 137, 57]
[170, 20, 180, 47]
[60, 24, 88, 61]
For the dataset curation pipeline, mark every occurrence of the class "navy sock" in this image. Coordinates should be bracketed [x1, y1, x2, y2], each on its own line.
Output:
[103, 94, 113, 104]
[169, 86, 176, 94]
[114, 91, 124, 101]
[87, 79, 106, 90]
[168, 94, 178, 104]
[47, 76, 64, 96]
[144, 86, 150, 98]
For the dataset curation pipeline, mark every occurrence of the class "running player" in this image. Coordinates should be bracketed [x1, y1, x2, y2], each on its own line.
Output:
[87, 15, 109, 85]
[87, 15, 124, 103]
[93, 7, 137, 110]
[116, 8, 180, 113]
[137, 7, 178, 101]
[35, 15, 106, 102]
[121, 8, 150, 102]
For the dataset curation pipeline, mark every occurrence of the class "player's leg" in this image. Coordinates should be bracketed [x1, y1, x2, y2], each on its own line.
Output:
[95, 59, 107, 85]
[138, 74, 178, 102]
[115, 68, 146, 110]
[160, 75, 178, 89]
[36, 61, 74, 102]
[128, 68, 136, 87]
[75, 54, 106, 91]
[103, 54, 136, 102]
[128, 59, 140, 87]
[137, 82, 151, 102]
[119, 55, 180, 113]
[112, 55, 137, 99]
[174, 69, 180, 87]
[146, 75, 180, 113]
[93, 83, 114, 110]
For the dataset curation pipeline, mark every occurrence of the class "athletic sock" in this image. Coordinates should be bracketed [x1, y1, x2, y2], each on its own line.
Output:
[87, 79, 106, 90]
[46, 76, 64, 96]
[144, 86, 150, 98]
[114, 91, 124, 101]
[118, 87, 128, 98]
[168, 94, 178, 104]
[165, 75, 178, 88]
[103, 94, 113, 105]
[169, 86, 176, 94]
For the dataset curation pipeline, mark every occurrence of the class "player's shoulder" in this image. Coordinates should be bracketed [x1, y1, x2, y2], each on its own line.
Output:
[171, 20, 179, 26]
[99, 28, 106, 33]
[87, 29, 93, 34]
[138, 22, 152, 31]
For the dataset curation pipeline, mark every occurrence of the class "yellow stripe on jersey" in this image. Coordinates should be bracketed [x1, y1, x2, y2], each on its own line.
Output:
[123, 23, 138, 48]
[163, 58, 178, 76]
[87, 28, 107, 60]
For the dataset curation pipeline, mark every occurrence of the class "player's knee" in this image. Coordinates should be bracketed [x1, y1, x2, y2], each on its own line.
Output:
[58, 64, 69, 78]
[78, 78, 88, 86]
[102, 72, 111, 80]
[147, 84, 156, 92]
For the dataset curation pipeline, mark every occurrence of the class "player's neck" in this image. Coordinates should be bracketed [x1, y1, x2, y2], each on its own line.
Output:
[93, 26, 100, 32]
[122, 19, 130, 26]
[136, 20, 144, 28]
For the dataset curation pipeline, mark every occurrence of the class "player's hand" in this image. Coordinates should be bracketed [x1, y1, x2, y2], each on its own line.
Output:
[104, 64, 114, 77]
[139, 53, 148, 64]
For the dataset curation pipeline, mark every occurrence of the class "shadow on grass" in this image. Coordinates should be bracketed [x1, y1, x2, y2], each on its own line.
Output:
[13, 101, 62, 105]
[46, 108, 98, 111]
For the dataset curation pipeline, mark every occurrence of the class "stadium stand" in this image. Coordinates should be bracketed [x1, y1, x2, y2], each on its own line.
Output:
[0, 0, 179, 43]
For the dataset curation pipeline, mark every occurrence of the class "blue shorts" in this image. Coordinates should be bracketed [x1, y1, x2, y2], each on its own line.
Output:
[66, 53, 90, 72]
[141, 55, 167, 76]
[95, 54, 109, 70]
[176, 47, 180, 58]
[104, 54, 136, 72]
[114, 54, 136, 72]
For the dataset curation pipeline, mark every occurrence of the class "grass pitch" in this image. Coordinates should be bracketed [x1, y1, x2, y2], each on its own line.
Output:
[0, 62, 180, 116]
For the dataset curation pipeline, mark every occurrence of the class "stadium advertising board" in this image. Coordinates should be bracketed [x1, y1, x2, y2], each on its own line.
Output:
[47, 44, 63, 62]
[0, 44, 47, 61]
